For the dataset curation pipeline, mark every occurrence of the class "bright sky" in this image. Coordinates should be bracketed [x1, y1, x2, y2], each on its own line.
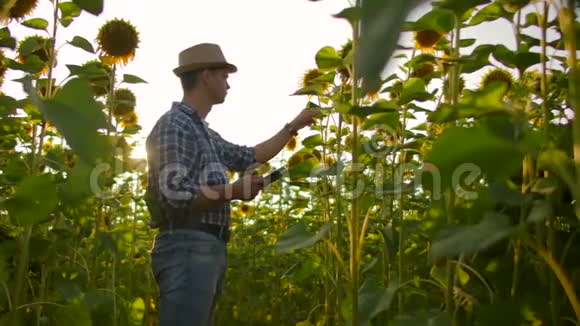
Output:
[4, 0, 540, 160]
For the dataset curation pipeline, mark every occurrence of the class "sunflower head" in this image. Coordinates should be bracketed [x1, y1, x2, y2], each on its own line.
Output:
[481, 68, 513, 96]
[285, 136, 297, 151]
[414, 30, 444, 52]
[96, 18, 139, 65]
[0, 0, 17, 22]
[411, 62, 435, 79]
[300, 68, 323, 88]
[9, 0, 38, 20]
[389, 80, 404, 101]
[17, 35, 52, 74]
[81, 60, 112, 97]
[119, 111, 138, 128]
[112, 88, 136, 117]
[443, 76, 466, 100]
[240, 204, 254, 215]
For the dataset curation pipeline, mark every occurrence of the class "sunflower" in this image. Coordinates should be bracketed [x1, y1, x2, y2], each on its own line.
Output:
[414, 30, 444, 52]
[411, 62, 435, 79]
[365, 91, 380, 101]
[0, 0, 17, 22]
[17, 35, 51, 75]
[285, 136, 297, 151]
[240, 204, 253, 215]
[481, 68, 513, 96]
[119, 111, 138, 128]
[300, 69, 327, 90]
[96, 18, 139, 65]
[8, 0, 38, 20]
[443, 76, 466, 100]
[112, 88, 136, 117]
[81, 60, 112, 97]
[389, 80, 404, 101]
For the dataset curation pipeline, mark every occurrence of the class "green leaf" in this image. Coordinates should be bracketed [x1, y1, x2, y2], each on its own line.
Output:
[459, 38, 477, 47]
[302, 134, 323, 148]
[68, 36, 94, 53]
[53, 303, 92, 326]
[362, 111, 400, 130]
[73, 0, 103, 15]
[122, 74, 147, 84]
[288, 157, 319, 179]
[435, 0, 491, 17]
[0, 27, 15, 50]
[275, 222, 331, 253]
[425, 124, 524, 188]
[522, 12, 539, 27]
[18, 36, 44, 56]
[393, 314, 452, 326]
[428, 81, 509, 123]
[333, 6, 361, 27]
[492, 44, 516, 68]
[291, 84, 326, 96]
[59, 161, 94, 202]
[403, 8, 456, 32]
[6, 56, 45, 74]
[21, 18, 49, 30]
[358, 279, 398, 325]
[30, 78, 112, 164]
[4, 174, 58, 225]
[537, 149, 575, 190]
[468, 2, 511, 26]
[358, 0, 424, 92]
[515, 51, 540, 73]
[315, 46, 343, 71]
[431, 212, 514, 258]
[349, 100, 398, 117]
[459, 44, 495, 73]
[59, 2, 81, 17]
[527, 200, 552, 223]
[398, 78, 433, 105]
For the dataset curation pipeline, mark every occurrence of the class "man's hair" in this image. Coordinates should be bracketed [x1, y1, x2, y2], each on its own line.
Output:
[179, 68, 221, 92]
[179, 69, 204, 92]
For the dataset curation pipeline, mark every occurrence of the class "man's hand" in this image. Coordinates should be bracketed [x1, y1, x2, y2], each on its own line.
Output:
[289, 109, 322, 130]
[231, 174, 264, 200]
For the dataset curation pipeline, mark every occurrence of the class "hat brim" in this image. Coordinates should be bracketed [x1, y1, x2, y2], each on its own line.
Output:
[173, 62, 237, 76]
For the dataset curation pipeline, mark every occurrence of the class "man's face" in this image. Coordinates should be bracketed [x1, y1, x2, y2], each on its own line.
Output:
[205, 68, 230, 104]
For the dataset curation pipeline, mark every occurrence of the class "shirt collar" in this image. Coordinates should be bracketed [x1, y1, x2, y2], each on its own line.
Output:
[173, 101, 209, 128]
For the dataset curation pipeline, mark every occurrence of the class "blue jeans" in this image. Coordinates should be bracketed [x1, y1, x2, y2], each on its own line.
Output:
[151, 229, 227, 326]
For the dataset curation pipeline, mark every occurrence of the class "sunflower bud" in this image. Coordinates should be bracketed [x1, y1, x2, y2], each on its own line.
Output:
[481, 68, 513, 97]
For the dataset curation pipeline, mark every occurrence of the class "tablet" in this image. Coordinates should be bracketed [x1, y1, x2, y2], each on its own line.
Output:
[263, 167, 287, 186]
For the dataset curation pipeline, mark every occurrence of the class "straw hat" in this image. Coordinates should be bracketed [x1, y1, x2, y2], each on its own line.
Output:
[173, 43, 237, 76]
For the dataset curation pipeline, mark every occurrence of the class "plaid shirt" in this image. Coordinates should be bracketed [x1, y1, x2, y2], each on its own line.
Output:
[145, 102, 256, 228]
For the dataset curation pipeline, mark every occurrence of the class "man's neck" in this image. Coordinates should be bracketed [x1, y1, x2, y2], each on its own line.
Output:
[181, 93, 212, 119]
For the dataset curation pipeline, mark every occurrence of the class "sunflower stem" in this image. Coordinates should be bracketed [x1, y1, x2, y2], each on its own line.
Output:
[350, 0, 362, 324]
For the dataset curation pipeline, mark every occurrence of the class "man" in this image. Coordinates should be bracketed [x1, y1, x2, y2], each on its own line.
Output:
[145, 43, 318, 326]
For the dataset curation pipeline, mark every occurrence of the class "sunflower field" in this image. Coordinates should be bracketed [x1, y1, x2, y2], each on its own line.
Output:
[0, 0, 579, 325]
